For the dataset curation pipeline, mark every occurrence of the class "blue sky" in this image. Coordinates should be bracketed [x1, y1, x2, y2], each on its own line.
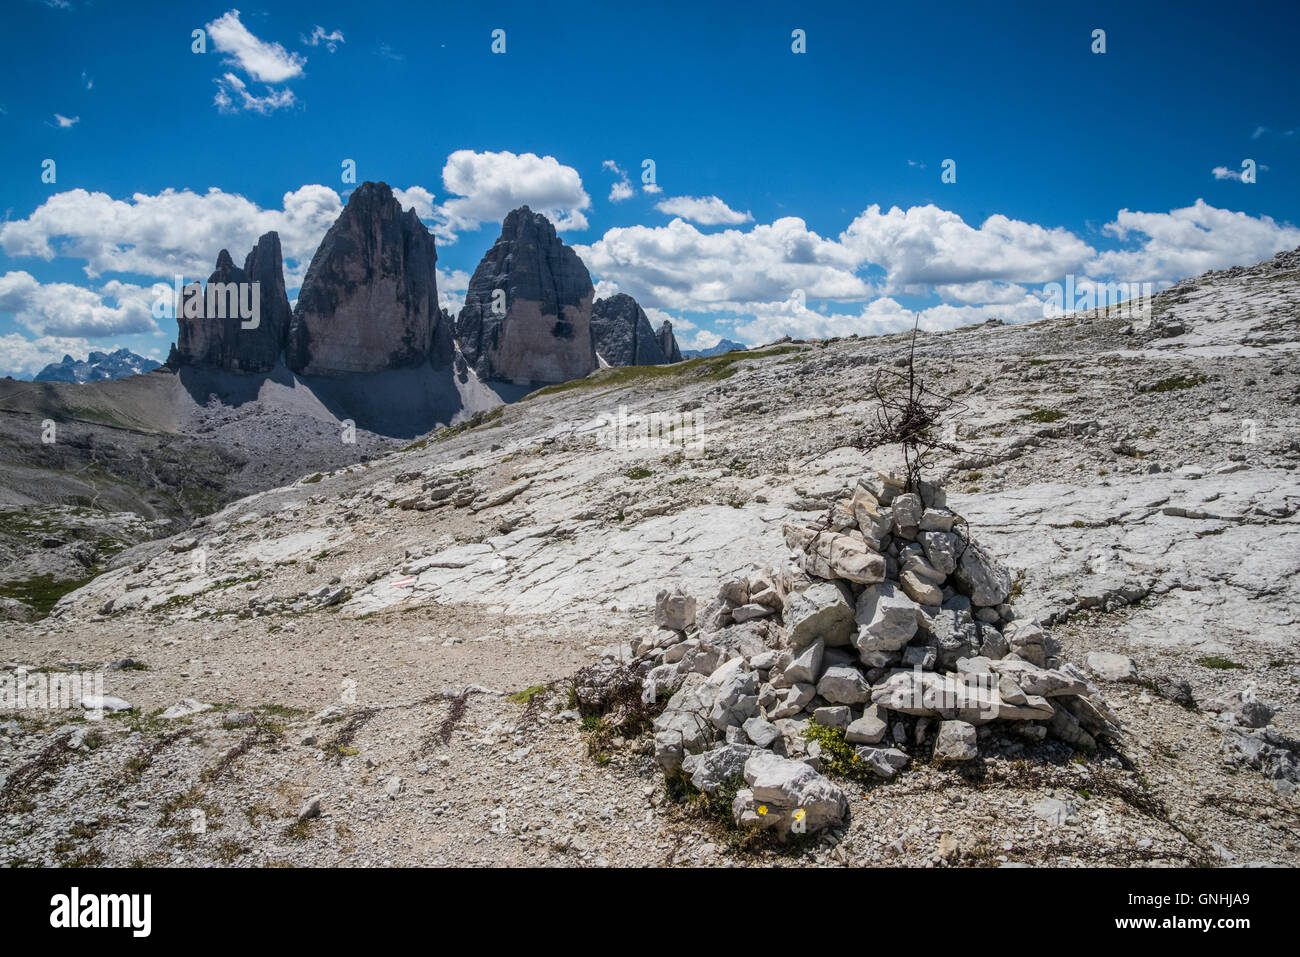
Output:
[1, 0, 1297, 376]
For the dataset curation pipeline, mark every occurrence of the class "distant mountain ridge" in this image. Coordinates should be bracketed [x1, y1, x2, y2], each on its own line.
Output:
[682, 338, 747, 359]
[34, 348, 160, 383]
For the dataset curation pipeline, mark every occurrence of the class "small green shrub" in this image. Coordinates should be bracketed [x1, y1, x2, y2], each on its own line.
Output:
[507, 684, 547, 705]
[1144, 374, 1207, 393]
[1196, 656, 1244, 670]
[801, 722, 874, 783]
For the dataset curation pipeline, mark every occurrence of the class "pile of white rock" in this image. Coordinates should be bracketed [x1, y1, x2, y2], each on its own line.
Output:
[631, 470, 1123, 836]
[1206, 686, 1300, 796]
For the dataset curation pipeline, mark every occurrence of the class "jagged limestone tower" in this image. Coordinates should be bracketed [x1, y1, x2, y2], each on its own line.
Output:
[456, 206, 598, 386]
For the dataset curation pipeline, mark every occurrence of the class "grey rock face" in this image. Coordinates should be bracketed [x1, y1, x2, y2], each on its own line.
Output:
[683, 743, 764, 794]
[239, 231, 294, 372]
[1207, 688, 1275, 729]
[855, 581, 920, 654]
[955, 537, 1012, 607]
[933, 719, 978, 761]
[456, 206, 598, 385]
[288, 181, 450, 375]
[654, 586, 696, 631]
[175, 247, 256, 374]
[743, 715, 782, 748]
[854, 745, 909, 778]
[785, 638, 824, 684]
[783, 522, 886, 584]
[816, 664, 872, 704]
[783, 580, 855, 649]
[1151, 673, 1196, 708]
[1084, 651, 1138, 683]
[920, 530, 960, 577]
[0, 596, 36, 622]
[591, 293, 669, 366]
[733, 752, 847, 833]
[1222, 726, 1300, 796]
[845, 706, 887, 744]
[812, 705, 851, 730]
[1034, 797, 1078, 825]
[1003, 619, 1048, 667]
[656, 320, 683, 363]
[653, 676, 718, 772]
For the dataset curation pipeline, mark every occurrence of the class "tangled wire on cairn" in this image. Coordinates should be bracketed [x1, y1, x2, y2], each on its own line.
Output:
[853, 313, 968, 491]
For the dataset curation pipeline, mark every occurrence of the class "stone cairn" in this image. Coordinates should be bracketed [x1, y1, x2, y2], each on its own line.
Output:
[627, 470, 1122, 837]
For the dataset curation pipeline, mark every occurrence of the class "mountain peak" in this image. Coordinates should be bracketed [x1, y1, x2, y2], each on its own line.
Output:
[457, 207, 596, 386]
[591, 293, 676, 367]
[287, 181, 448, 376]
[172, 231, 287, 374]
[33, 349, 160, 383]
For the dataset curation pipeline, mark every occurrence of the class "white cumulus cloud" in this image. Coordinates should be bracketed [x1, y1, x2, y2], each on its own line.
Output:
[839, 204, 1095, 289]
[1091, 199, 1300, 284]
[654, 195, 753, 225]
[213, 73, 296, 115]
[602, 161, 634, 203]
[575, 216, 869, 314]
[0, 271, 157, 337]
[0, 185, 345, 289]
[392, 186, 436, 221]
[0, 333, 99, 379]
[643, 305, 694, 332]
[436, 267, 471, 315]
[577, 197, 1295, 348]
[207, 10, 305, 83]
[206, 10, 303, 114]
[435, 150, 591, 240]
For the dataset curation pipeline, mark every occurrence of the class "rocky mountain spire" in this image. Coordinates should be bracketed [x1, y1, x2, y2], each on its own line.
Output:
[656, 319, 683, 363]
[590, 293, 669, 366]
[287, 181, 451, 376]
[239, 231, 293, 372]
[456, 206, 597, 386]
[170, 232, 292, 374]
[173, 248, 248, 371]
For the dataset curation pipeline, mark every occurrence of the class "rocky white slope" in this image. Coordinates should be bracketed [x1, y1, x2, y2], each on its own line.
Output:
[1, 248, 1298, 868]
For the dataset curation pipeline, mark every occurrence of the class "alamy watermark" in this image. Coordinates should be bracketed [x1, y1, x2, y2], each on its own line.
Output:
[592, 405, 707, 450]
[152, 276, 261, 329]
[1042, 275, 1152, 320]
[1, 668, 107, 719]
